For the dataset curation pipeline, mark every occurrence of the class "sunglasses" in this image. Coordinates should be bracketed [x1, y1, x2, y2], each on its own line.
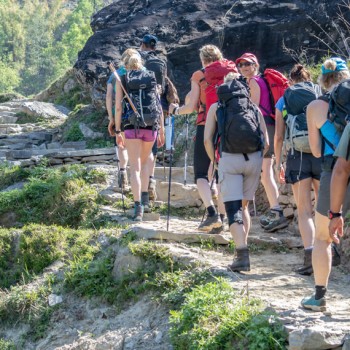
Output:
[238, 62, 254, 68]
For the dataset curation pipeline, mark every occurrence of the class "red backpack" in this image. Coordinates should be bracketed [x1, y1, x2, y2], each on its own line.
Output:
[197, 59, 238, 124]
[262, 69, 290, 119]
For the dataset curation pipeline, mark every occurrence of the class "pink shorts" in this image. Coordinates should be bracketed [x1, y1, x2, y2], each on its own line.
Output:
[124, 129, 157, 142]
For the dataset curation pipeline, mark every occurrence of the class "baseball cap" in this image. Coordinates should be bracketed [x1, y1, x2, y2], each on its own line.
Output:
[235, 53, 258, 65]
[142, 34, 158, 47]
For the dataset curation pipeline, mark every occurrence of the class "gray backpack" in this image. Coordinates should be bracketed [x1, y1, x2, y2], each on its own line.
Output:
[283, 82, 322, 154]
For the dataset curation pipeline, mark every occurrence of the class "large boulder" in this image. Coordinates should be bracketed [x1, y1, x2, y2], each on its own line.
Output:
[74, 0, 342, 106]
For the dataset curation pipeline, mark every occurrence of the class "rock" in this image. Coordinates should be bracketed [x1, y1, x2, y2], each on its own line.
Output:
[61, 141, 86, 149]
[343, 336, 350, 350]
[1, 182, 26, 193]
[279, 195, 290, 205]
[284, 207, 294, 218]
[99, 189, 124, 203]
[289, 327, 344, 350]
[0, 212, 18, 227]
[156, 181, 200, 208]
[20, 101, 69, 121]
[48, 294, 63, 307]
[74, 0, 340, 105]
[112, 247, 143, 281]
[79, 122, 104, 139]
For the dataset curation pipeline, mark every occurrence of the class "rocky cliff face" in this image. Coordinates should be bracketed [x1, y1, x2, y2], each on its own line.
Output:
[74, 0, 343, 106]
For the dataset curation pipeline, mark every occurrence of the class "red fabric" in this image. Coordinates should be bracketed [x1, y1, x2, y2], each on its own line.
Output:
[202, 59, 238, 123]
[263, 69, 290, 119]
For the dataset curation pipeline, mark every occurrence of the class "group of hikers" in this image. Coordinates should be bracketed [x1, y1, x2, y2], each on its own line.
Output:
[106, 34, 350, 312]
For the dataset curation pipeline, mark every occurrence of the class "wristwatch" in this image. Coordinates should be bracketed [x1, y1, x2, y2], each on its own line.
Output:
[115, 130, 121, 134]
[328, 210, 342, 220]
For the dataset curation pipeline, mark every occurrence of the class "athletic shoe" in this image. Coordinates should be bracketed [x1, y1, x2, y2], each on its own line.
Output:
[143, 203, 151, 213]
[133, 204, 143, 222]
[148, 178, 157, 201]
[119, 170, 128, 188]
[208, 225, 224, 234]
[198, 214, 222, 232]
[260, 211, 275, 228]
[301, 294, 326, 312]
[263, 210, 289, 232]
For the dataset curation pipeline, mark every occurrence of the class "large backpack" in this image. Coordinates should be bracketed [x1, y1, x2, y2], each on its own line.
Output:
[124, 69, 162, 129]
[262, 69, 290, 119]
[284, 82, 322, 154]
[328, 79, 350, 133]
[140, 51, 167, 94]
[199, 59, 238, 124]
[216, 78, 263, 157]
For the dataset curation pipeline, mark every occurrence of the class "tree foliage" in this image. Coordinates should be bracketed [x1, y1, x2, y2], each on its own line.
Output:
[0, 0, 105, 95]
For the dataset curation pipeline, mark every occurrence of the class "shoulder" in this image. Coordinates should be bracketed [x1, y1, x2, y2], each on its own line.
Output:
[275, 96, 285, 111]
[191, 70, 204, 81]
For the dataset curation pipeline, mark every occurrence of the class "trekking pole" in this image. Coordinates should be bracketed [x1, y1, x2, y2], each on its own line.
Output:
[114, 136, 126, 214]
[166, 144, 174, 232]
[184, 114, 189, 185]
[108, 62, 140, 117]
[200, 167, 217, 223]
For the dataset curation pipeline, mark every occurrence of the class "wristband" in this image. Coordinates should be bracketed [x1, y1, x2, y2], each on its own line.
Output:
[328, 210, 342, 220]
[174, 107, 180, 115]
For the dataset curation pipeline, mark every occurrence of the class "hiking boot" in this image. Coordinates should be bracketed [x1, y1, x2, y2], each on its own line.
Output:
[259, 211, 275, 228]
[228, 247, 250, 272]
[141, 192, 151, 213]
[208, 225, 224, 234]
[148, 178, 157, 201]
[133, 204, 143, 222]
[295, 249, 313, 276]
[119, 170, 128, 188]
[263, 210, 289, 232]
[301, 294, 326, 312]
[198, 214, 222, 232]
[331, 243, 341, 267]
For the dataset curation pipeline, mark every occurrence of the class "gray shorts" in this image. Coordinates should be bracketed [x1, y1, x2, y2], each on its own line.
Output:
[218, 151, 263, 202]
[316, 170, 350, 216]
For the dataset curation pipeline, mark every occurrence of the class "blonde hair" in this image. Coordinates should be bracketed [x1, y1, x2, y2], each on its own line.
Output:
[224, 72, 240, 82]
[199, 45, 223, 65]
[318, 58, 350, 90]
[121, 49, 143, 70]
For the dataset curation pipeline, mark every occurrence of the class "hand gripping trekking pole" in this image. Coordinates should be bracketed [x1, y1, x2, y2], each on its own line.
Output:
[114, 136, 126, 214]
[184, 114, 189, 185]
[108, 62, 140, 118]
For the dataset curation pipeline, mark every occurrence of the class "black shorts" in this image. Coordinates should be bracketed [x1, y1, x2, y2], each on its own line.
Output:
[264, 124, 275, 158]
[285, 150, 322, 185]
[194, 125, 211, 182]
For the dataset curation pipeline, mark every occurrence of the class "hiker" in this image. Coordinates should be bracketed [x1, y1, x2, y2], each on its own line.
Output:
[301, 57, 350, 311]
[236, 53, 288, 232]
[114, 49, 165, 221]
[107, 59, 129, 188]
[329, 122, 350, 244]
[204, 72, 269, 271]
[169, 45, 237, 232]
[274, 64, 322, 275]
[139, 34, 179, 203]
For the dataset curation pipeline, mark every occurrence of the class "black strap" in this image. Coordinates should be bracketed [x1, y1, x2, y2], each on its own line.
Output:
[243, 153, 249, 161]
[346, 138, 350, 161]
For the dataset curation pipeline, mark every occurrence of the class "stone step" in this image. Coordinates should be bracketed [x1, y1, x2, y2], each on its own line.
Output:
[0, 111, 18, 117]
[0, 116, 18, 124]
[5, 148, 76, 160]
[0, 123, 48, 135]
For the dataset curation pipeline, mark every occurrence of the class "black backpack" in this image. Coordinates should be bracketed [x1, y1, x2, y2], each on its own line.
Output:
[140, 51, 167, 93]
[124, 69, 162, 129]
[328, 79, 350, 133]
[216, 78, 263, 158]
[283, 82, 322, 153]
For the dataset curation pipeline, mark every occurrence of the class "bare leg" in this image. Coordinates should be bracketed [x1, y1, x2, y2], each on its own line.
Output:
[292, 178, 316, 248]
[313, 212, 332, 287]
[261, 158, 279, 208]
[197, 178, 215, 208]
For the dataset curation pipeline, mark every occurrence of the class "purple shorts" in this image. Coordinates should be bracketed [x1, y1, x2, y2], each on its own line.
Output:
[124, 129, 157, 142]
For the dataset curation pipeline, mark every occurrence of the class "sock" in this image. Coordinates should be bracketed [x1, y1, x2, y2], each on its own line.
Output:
[315, 285, 327, 300]
[305, 247, 313, 251]
[135, 201, 141, 207]
[207, 205, 216, 217]
[141, 192, 149, 205]
[120, 168, 125, 171]
[220, 214, 225, 223]
[149, 175, 154, 179]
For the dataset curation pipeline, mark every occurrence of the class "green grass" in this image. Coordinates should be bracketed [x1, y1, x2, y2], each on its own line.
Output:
[0, 163, 107, 228]
[0, 339, 16, 350]
[15, 112, 47, 125]
[0, 163, 30, 191]
[169, 278, 287, 350]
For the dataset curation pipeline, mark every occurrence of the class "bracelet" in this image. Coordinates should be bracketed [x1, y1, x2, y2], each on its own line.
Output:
[174, 106, 180, 115]
[115, 130, 121, 134]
